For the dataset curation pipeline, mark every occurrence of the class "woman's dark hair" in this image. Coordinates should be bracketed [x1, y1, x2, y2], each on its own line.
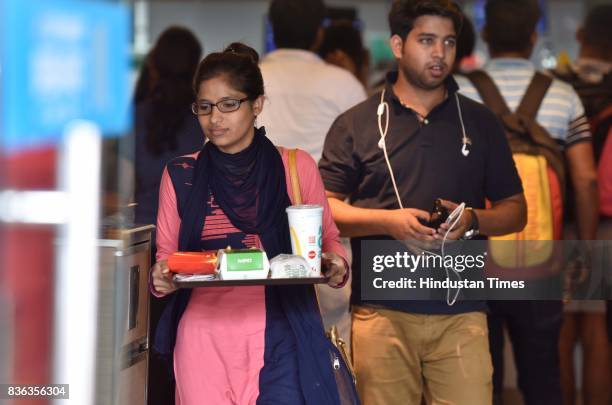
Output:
[484, 0, 541, 55]
[388, 0, 463, 40]
[269, 0, 326, 50]
[134, 26, 202, 156]
[192, 42, 264, 100]
[318, 20, 366, 77]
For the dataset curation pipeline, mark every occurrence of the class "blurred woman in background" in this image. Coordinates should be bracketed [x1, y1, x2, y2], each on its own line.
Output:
[132, 26, 204, 229]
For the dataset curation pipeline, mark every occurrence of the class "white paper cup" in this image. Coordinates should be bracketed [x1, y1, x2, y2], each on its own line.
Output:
[286, 205, 323, 276]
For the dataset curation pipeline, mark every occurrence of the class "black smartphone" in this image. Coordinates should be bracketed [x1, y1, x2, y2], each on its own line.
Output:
[428, 198, 449, 228]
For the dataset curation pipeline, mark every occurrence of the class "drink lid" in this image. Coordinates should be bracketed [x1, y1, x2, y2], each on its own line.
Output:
[286, 204, 323, 213]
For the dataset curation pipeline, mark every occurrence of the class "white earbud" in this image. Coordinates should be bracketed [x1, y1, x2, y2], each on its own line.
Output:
[377, 90, 389, 150]
[377, 102, 385, 117]
[461, 141, 470, 157]
[377, 99, 386, 149]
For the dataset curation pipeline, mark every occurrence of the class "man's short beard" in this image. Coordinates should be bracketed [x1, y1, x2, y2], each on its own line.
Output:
[401, 64, 447, 91]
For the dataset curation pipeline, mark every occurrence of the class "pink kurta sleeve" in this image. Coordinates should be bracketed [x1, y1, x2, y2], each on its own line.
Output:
[150, 166, 182, 297]
[282, 149, 350, 287]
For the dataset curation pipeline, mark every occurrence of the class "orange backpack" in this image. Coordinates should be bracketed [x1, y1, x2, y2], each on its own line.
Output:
[467, 71, 565, 278]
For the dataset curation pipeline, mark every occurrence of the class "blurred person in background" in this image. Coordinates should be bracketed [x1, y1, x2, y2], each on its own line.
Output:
[552, 5, 612, 405]
[552, 5, 612, 125]
[129, 26, 204, 405]
[258, 0, 366, 353]
[456, 1, 599, 404]
[318, 19, 370, 89]
[551, 3, 611, 178]
[258, 0, 366, 163]
[150, 42, 349, 404]
[132, 26, 204, 229]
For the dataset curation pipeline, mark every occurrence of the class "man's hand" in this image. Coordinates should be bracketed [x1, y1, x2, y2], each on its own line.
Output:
[436, 200, 471, 240]
[384, 208, 436, 241]
[151, 259, 178, 296]
[326, 192, 439, 240]
[322, 252, 348, 287]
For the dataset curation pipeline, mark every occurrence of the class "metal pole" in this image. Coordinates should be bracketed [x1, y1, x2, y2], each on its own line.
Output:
[53, 120, 102, 405]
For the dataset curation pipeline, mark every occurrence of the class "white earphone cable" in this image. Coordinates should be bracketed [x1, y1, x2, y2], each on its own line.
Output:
[441, 203, 465, 306]
[405, 203, 466, 306]
[376, 89, 471, 306]
[377, 90, 404, 210]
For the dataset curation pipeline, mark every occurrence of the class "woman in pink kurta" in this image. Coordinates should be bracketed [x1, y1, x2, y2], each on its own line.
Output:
[150, 42, 350, 405]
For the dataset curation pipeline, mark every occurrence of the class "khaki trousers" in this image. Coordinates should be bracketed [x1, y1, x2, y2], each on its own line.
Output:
[352, 306, 493, 405]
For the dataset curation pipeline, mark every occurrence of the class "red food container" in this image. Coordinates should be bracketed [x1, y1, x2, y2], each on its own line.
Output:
[168, 251, 218, 274]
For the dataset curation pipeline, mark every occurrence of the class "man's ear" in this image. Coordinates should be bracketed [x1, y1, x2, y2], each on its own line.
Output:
[390, 34, 405, 59]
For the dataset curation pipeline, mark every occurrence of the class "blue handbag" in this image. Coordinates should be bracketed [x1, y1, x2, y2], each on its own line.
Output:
[326, 326, 360, 405]
[288, 149, 360, 405]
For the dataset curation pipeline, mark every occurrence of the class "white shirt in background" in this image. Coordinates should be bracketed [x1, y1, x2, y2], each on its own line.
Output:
[258, 49, 367, 162]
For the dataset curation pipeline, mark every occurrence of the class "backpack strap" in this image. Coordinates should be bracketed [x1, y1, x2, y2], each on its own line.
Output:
[466, 70, 512, 116]
[591, 104, 612, 135]
[591, 105, 612, 162]
[287, 148, 302, 205]
[516, 72, 553, 119]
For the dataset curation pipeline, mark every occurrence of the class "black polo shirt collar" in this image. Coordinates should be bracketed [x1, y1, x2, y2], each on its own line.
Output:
[382, 71, 460, 119]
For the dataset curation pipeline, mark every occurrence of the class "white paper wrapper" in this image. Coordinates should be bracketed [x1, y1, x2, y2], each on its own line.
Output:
[269, 254, 316, 278]
[173, 273, 217, 282]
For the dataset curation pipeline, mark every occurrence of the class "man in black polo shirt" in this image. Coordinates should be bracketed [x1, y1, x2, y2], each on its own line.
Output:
[319, 1, 526, 403]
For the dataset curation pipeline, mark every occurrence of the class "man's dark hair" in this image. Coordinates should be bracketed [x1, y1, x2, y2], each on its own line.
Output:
[484, 0, 541, 54]
[581, 4, 612, 57]
[269, 0, 326, 50]
[318, 20, 366, 73]
[388, 0, 463, 40]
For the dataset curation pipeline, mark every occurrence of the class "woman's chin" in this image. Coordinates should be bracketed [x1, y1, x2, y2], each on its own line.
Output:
[215, 142, 243, 154]
[207, 137, 229, 149]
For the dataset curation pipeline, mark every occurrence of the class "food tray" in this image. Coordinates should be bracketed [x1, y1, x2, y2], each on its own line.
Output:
[174, 275, 329, 288]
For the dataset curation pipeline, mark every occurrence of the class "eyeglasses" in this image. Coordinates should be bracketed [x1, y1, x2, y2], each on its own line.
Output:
[191, 97, 249, 116]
